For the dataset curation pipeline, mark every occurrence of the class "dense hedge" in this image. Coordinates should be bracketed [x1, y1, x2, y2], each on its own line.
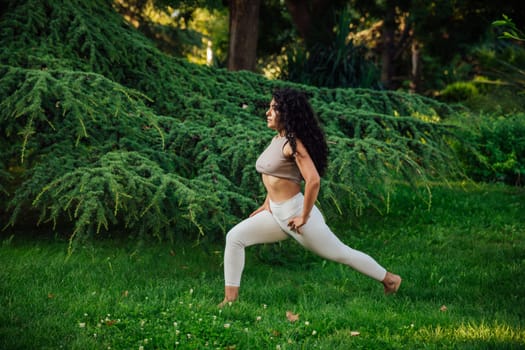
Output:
[453, 113, 525, 186]
[0, 0, 460, 246]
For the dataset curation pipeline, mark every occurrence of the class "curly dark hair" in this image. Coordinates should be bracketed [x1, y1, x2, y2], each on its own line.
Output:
[272, 88, 328, 177]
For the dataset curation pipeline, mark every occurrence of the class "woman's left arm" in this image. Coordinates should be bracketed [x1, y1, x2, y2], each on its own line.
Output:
[288, 139, 320, 233]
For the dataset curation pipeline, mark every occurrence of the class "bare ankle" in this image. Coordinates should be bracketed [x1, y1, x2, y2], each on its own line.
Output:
[218, 285, 239, 307]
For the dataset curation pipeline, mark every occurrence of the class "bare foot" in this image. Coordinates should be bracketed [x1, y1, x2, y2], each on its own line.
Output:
[218, 285, 239, 307]
[218, 298, 234, 308]
[383, 272, 402, 295]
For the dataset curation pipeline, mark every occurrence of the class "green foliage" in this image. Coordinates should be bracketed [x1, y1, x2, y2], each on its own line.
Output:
[0, 0, 461, 243]
[450, 15, 525, 111]
[439, 17, 525, 186]
[311, 88, 460, 216]
[475, 43, 525, 98]
[493, 14, 525, 42]
[281, 9, 380, 89]
[453, 114, 525, 186]
[282, 41, 380, 90]
[436, 28, 525, 113]
[439, 81, 479, 103]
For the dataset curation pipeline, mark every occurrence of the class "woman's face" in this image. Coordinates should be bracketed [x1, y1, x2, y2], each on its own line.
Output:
[266, 98, 282, 132]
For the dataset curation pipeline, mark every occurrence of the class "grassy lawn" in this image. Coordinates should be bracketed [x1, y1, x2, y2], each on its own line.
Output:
[1, 183, 524, 349]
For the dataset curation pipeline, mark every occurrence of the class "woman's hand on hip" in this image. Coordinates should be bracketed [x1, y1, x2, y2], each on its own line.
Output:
[249, 204, 271, 217]
[288, 216, 307, 234]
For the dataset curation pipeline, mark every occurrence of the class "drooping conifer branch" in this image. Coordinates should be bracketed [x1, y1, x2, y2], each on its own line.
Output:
[0, 0, 462, 244]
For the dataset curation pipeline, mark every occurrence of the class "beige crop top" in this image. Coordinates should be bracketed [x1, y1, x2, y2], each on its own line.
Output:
[255, 136, 303, 184]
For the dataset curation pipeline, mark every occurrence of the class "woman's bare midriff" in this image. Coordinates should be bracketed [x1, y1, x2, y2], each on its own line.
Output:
[261, 174, 301, 203]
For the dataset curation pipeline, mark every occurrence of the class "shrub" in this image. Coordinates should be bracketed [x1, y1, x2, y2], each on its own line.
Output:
[439, 81, 479, 102]
[454, 113, 525, 186]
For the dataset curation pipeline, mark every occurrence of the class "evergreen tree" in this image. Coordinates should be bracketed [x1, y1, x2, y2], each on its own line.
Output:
[1, 0, 460, 247]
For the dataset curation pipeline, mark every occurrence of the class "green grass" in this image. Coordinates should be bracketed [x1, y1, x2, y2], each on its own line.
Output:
[1, 182, 524, 349]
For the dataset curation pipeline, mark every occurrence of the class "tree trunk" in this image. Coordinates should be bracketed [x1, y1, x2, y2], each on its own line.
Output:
[227, 0, 261, 71]
[410, 40, 421, 93]
[285, 0, 311, 40]
[380, 1, 396, 89]
[285, 0, 333, 47]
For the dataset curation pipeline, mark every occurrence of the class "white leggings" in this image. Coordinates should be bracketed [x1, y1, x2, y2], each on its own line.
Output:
[224, 193, 387, 287]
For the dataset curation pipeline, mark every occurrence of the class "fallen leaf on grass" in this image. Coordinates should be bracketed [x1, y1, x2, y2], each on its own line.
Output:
[350, 331, 360, 336]
[286, 311, 299, 322]
[440, 305, 448, 312]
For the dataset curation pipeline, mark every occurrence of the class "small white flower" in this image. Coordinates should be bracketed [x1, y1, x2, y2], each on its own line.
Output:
[139, 346, 144, 350]
[304, 321, 310, 326]
[187, 333, 192, 339]
[84, 313, 88, 317]
[312, 330, 317, 336]
[176, 330, 180, 335]
[224, 323, 231, 328]
[190, 288, 194, 294]
[263, 304, 267, 309]
[78, 322, 86, 328]
[173, 322, 178, 327]
[256, 316, 262, 321]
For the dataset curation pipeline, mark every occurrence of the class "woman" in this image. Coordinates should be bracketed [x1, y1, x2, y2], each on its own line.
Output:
[220, 88, 401, 307]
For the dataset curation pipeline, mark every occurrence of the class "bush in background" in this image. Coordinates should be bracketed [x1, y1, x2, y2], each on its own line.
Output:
[453, 113, 525, 186]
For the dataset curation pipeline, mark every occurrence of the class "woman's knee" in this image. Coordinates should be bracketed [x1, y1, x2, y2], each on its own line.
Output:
[225, 228, 241, 247]
[225, 223, 252, 249]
